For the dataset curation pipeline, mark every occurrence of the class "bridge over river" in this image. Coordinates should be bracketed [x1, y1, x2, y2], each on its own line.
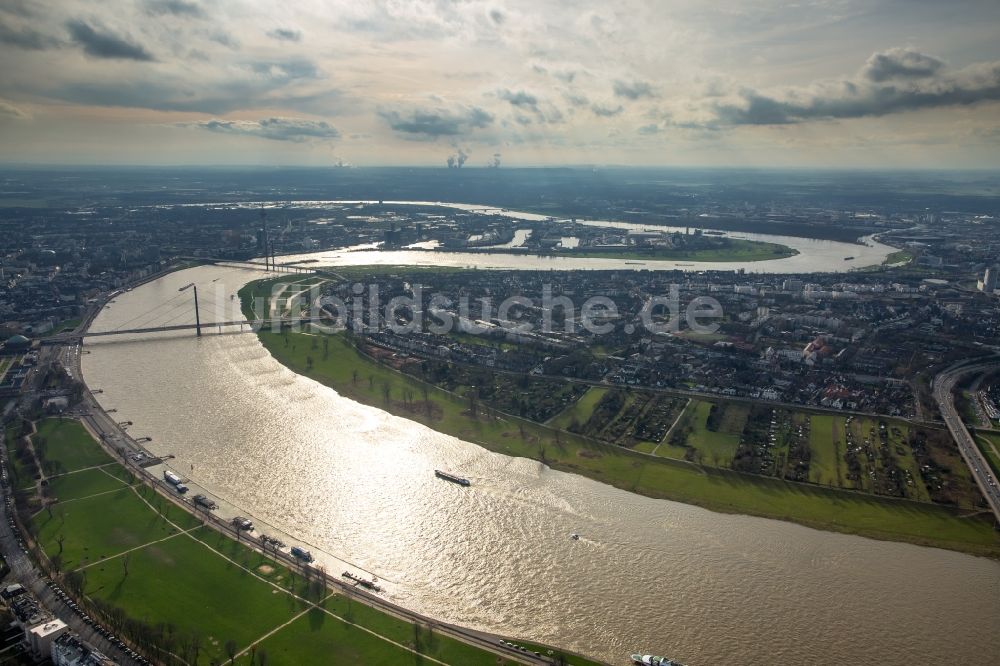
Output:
[44, 318, 327, 343]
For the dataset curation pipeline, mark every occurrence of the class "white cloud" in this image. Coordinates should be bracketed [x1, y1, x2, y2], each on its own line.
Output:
[0, 0, 998, 167]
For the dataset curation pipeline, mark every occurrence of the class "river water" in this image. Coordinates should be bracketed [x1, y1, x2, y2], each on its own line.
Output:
[81, 212, 1000, 665]
[174, 198, 895, 273]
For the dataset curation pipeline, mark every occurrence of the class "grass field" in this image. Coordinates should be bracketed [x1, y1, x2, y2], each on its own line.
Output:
[681, 400, 745, 465]
[83, 531, 313, 663]
[33, 488, 183, 570]
[808, 415, 841, 486]
[566, 238, 797, 262]
[245, 302, 1000, 556]
[27, 418, 597, 665]
[883, 249, 915, 265]
[549, 386, 609, 428]
[664, 403, 960, 504]
[975, 431, 1000, 477]
[33, 419, 113, 474]
[45, 468, 129, 502]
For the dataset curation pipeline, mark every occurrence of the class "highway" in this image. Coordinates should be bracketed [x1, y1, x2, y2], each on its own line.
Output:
[933, 360, 1000, 524]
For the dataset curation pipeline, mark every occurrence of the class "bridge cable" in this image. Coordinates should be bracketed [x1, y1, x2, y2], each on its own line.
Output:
[117, 298, 196, 331]
[110, 290, 191, 331]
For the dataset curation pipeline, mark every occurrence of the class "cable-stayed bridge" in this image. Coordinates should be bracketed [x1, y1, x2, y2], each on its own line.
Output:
[49, 317, 326, 341]
[45, 261, 330, 344]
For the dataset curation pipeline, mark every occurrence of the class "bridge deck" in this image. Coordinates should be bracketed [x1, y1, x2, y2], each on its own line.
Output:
[50, 318, 325, 340]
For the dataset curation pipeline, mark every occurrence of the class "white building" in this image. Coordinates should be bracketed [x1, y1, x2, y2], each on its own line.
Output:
[782, 278, 803, 291]
[27, 618, 68, 661]
[978, 266, 997, 293]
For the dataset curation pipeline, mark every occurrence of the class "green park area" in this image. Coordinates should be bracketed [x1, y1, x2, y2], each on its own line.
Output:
[566, 238, 797, 262]
[649, 400, 977, 506]
[883, 249, 914, 265]
[549, 387, 609, 429]
[242, 276, 1000, 556]
[18, 418, 594, 666]
[975, 430, 1000, 477]
[671, 400, 746, 464]
[807, 415, 842, 487]
[33, 418, 114, 474]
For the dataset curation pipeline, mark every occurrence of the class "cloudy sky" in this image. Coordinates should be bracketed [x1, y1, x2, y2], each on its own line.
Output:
[1, 0, 1000, 168]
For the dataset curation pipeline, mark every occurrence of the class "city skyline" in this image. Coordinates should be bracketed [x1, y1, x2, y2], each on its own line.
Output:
[1, 0, 1000, 168]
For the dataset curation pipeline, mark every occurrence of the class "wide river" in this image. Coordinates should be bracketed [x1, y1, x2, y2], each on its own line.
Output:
[177, 198, 898, 273]
[82, 206, 999, 665]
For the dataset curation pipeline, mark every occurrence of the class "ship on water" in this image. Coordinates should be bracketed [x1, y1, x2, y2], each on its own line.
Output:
[434, 469, 471, 486]
[631, 654, 681, 666]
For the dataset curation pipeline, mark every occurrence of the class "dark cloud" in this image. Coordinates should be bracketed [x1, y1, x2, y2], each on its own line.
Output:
[207, 30, 239, 49]
[613, 79, 655, 100]
[50, 80, 232, 113]
[380, 105, 494, 138]
[533, 64, 577, 83]
[191, 117, 339, 142]
[0, 1, 34, 18]
[564, 93, 589, 107]
[637, 123, 661, 135]
[144, 0, 204, 18]
[489, 9, 505, 25]
[267, 28, 302, 42]
[498, 88, 539, 112]
[713, 50, 1000, 126]
[248, 59, 319, 82]
[497, 88, 564, 124]
[47, 74, 342, 115]
[591, 103, 623, 117]
[66, 20, 154, 61]
[862, 48, 943, 82]
[0, 20, 59, 50]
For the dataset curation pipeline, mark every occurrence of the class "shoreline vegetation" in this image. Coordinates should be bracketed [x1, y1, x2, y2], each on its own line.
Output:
[7, 417, 598, 666]
[430, 238, 799, 262]
[241, 280, 1000, 559]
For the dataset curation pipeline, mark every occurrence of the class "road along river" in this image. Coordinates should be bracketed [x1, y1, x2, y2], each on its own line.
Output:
[81, 258, 1000, 665]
